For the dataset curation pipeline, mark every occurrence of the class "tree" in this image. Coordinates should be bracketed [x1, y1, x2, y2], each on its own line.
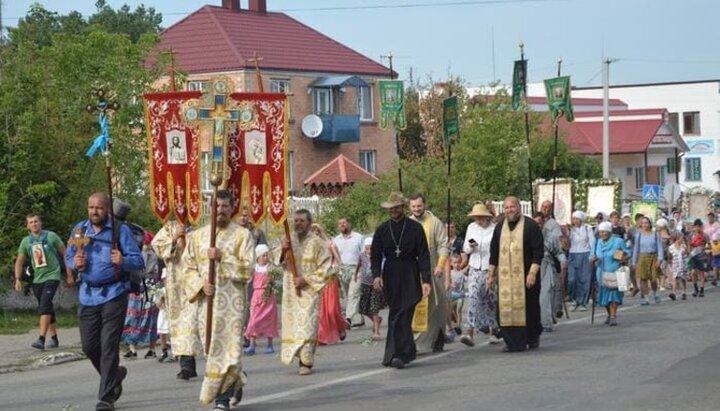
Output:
[89, 0, 163, 43]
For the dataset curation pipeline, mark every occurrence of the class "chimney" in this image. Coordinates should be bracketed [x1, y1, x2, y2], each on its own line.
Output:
[222, 0, 241, 11]
[249, 0, 267, 14]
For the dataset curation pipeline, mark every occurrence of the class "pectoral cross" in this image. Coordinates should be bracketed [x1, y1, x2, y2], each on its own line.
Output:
[395, 246, 401, 258]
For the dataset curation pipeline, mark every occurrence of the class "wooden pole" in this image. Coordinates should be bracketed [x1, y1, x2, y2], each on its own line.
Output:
[520, 44, 534, 212]
[204, 188, 219, 353]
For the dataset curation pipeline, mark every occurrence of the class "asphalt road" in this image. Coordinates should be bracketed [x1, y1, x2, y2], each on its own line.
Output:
[2, 289, 720, 411]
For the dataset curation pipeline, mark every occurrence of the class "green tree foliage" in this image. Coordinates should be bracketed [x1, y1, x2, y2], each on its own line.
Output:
[0, 4, 164, 279]
[89, 0, 163, 43]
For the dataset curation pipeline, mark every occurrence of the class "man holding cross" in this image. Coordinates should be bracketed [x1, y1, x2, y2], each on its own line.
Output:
[181, 190, 255, 408]
[65, 192, 144, 411]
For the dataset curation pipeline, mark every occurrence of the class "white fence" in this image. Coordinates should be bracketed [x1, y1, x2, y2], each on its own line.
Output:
[491, 201, 533, 217]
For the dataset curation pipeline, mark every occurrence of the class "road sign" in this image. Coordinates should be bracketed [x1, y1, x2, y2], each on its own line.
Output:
[642, 184, 660, 202]
[443, 96, 459, 145]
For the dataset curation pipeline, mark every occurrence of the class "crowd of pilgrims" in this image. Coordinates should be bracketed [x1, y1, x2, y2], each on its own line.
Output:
[120, 201, 720, 362]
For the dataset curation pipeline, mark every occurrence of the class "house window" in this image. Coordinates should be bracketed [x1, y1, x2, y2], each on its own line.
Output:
[685, 157, 702, 181]
[635, 167, 645, 189]
[658, 166, 667, 187]
[668, 112, 679, 134]
[270, 79, 290, 94]
[683, 111, 701, 135]
[359, 150, 376, 175]
[287, 151, 295, 193]
[187, 80, 209, 93]
[358, 85, 373, 121]
[315, 88, 333, 115]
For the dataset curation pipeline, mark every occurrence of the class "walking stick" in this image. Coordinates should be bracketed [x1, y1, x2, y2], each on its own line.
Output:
[560, 268, 570, 320]
[205, 187, 219, 354]
[590, 273, 596, 325]
[283, 221, 302, 297]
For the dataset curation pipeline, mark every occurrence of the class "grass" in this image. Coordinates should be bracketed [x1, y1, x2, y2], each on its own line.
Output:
[0, 309, 78, 335]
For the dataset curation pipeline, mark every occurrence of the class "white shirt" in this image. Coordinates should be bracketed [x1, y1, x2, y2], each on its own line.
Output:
[569, 224, 595, 254]
[463, 222, 495, 270]
[333, 231, 364, 265]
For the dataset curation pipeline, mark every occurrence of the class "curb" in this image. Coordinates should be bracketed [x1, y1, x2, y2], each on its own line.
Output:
[0, 349, 86, 374]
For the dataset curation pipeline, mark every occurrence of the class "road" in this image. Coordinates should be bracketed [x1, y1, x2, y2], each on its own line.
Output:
[2, 289, 720, 411]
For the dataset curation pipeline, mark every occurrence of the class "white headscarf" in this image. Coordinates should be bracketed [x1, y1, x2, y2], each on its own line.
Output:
[572, 210, 586, 222]
[598, 222, 613, 233]
[255, 244, 269, 257]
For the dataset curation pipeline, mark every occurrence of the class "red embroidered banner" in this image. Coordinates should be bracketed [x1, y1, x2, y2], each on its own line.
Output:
[144, 91, 203, 224]
[227, 92, 288, 225]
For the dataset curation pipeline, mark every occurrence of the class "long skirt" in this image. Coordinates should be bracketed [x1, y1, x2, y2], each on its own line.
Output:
[465, 267, 498, 331]
[568, 252, 592, 306]
[121, 292, 159, 346]
[359, 283, 387, 317]
[245, 288, 279, 339]
[318, 276, 347, 345]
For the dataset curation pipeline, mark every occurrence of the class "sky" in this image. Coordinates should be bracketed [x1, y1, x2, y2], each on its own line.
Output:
[3, 0, 720, 89]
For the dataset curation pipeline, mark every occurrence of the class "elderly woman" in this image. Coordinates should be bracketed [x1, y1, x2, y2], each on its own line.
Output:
[459, 203, 498, 347]
[631, 216, 665, 305]
[592, 222, 631, 326]
[568, 211, 596, 311]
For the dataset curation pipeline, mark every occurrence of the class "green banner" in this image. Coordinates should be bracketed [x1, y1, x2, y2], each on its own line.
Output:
[443, 96, 459, 145]
[543, 75, 575, 123]
[511, 59, 527, 111]
[379, 80, 406, 130]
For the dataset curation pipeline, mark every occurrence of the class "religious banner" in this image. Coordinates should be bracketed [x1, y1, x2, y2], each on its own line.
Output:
[544, 75, 575, 123]
[228, 92, 289, 225]
[630, 201, 658, 224]
[586, 185, 616, 219]
[379, 80, 406, 130]
[535, 179, 573, 225]
[144, 90, 203, 224]
[511, 59, 527, 111]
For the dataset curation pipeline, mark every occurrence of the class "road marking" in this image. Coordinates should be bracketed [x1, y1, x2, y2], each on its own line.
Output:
[243, 288, 715, 405]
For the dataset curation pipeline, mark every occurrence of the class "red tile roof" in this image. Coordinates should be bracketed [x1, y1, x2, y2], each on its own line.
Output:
[554, 109, 667, 155]
[304, 154, 379, 186]
[158, 6, 392, 76]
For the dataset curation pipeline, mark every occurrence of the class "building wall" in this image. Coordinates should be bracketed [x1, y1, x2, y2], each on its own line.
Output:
[181, 70, 396, 194]
[574, 81, 720, 191]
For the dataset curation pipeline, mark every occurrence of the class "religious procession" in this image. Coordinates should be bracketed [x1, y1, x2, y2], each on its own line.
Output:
[2, 1, 720, 411]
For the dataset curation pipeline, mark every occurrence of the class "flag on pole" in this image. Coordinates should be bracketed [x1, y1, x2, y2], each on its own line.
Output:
[144, 90, 204, 224]
[543, 76, 575, 123]
[379, 80, 406, 130]
[511, 59, 527, 111]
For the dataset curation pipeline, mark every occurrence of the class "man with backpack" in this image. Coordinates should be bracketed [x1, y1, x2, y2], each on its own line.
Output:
[65, 192, 144, 411]
[14, 213, 71, 350]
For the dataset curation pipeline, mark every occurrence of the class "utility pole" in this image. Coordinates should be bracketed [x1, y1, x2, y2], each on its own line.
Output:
[602, 58, 617, 178]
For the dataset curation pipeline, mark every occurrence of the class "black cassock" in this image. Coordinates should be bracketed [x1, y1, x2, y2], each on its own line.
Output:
[371, 216, 431, 366]
[489, 216, 544, 352]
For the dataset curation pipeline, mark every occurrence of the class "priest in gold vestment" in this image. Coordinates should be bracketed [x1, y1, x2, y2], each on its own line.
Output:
[181, 191, 255, 407]
[275, 209, 331, 376]
[487, 196, 544, 353]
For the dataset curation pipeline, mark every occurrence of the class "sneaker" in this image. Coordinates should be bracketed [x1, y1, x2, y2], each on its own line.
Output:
[692, 291, 698, 298]
[213, 404, 229, 411]
[640, 300, 650, 306]
[157, 351, 168, 362]
[654, 295, 662, 304]
[46, 338, 59, 349]
[263, 345, 274, 354]
[230, 386, 243, 407]
[123, 350, 137, 359]
[699, 289, 705, 297]
[144, 350, 156, 359]
[571, 302, 578, 312]
[31, 338, 45, 350]
[578, 305, 588, 312]
[543, 327, 554, 332]
[243, 338, 251, 349]
[299, 365, 313, 375]
[609, 317, 618, 327]
[668, 293, 676, 301]
[244, 346, 256, 355]
[682, 293, 687, 300]
[459, 335, 475, 347]
[488, 334, 501, 345]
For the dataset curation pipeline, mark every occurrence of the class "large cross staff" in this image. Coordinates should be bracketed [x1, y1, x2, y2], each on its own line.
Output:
[249, 51, 302, 297]
[187, 78, 241, 353]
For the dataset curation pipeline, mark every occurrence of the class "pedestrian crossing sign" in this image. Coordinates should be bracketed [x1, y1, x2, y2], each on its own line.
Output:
[642, 184, 660, 202]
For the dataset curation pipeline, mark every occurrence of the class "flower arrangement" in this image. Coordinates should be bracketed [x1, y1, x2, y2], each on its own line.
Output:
[262, 265, 284, 303]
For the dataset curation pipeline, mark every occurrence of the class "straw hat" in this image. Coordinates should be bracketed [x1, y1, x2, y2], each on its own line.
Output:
[467, 203, 493, 218]
[381, 192, 406, 209]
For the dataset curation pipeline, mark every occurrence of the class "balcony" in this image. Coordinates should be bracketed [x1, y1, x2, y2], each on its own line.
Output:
[316, 114, 360, 144]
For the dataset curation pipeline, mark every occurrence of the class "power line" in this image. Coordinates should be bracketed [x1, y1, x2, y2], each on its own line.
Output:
[618, 58, 720, 65]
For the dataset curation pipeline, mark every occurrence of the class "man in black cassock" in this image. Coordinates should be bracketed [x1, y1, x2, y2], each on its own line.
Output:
[487, 196, 544, 352]
[371, 192, 432, 369]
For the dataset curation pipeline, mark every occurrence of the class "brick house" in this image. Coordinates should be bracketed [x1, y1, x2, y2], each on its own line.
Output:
[156, 0, 395, 195]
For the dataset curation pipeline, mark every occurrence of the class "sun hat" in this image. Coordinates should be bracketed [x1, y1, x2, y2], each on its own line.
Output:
[381, 192, 406, 209]
[467, 203, 493, 218]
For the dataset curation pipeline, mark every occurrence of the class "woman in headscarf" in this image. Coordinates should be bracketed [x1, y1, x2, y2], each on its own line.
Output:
[591, 222, 631, 326]
[631, 216, 665, 305]
[568, 211, 595, 311]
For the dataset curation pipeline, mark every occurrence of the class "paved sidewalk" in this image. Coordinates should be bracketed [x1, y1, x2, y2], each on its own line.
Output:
[0, 327, 84, 374]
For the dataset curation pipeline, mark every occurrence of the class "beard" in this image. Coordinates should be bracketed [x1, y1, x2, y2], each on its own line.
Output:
[506, 213, 520, 223]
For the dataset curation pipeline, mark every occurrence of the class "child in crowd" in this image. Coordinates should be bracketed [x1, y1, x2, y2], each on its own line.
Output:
[668, 232, 688, 301]
[155, 268, 173, 362]
[244, 244, 278, 355]
[447, 254, 466, 341]
[688, 219, 709, 298]
[357, 237, 386, 341]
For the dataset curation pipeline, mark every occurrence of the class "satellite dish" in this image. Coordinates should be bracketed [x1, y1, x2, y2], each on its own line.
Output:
[301, 115, 323, 139]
